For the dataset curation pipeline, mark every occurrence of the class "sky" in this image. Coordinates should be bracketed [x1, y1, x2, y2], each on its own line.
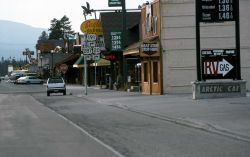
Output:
[0, 0, 146, 32]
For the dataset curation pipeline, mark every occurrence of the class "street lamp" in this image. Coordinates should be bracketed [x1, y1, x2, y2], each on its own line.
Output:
[39, 55, 43, 78]
[50, 50, 54, 76]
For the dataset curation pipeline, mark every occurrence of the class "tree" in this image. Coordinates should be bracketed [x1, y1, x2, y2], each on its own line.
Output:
[48, 15, 74, 40]
[48, 18, 63, 40]
[38, 31, 49, 40]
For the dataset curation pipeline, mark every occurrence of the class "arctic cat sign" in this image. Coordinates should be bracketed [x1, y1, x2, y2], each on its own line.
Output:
[201, 49, 237, 80]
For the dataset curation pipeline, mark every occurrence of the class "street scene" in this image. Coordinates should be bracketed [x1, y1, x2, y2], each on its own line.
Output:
[0, 81, 250, 157]
[1, 0, 250, 156]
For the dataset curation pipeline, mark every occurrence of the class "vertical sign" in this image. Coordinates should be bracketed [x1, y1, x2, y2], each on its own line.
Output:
[110, 31, 122, 51]
[108, 0, 122, 7]
[196, 0, 240, 81]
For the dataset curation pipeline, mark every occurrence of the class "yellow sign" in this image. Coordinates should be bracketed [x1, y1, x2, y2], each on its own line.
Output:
[80, 19, 103, 35]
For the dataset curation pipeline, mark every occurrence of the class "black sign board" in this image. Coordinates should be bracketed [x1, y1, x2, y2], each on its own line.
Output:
[199, 0, 236, 22]
[195, 0, 241, 81]
[108, 0, 122, 7]
[201, 49, 237, 80]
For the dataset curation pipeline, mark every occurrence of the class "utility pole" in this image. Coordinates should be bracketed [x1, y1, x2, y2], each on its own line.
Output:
[121, 0, 126, 88]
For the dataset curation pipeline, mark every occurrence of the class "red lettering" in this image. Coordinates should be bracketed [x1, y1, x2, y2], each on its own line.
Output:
[203, 59, 219, 76]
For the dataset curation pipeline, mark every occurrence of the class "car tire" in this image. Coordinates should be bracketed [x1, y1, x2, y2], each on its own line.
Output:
[63, 91, 66, 95]
[47, 92, 50, 96]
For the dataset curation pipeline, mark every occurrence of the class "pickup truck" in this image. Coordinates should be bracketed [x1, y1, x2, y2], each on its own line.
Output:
[46, 77, 66, 96]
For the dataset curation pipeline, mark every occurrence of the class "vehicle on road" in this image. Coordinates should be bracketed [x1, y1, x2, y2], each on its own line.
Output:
[46, 77, 66, 96]
[16, 76, 44, 84]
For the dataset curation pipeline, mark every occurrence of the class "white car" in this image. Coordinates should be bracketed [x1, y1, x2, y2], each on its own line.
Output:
[16, 76, 44, 84]
[46, 77, 66, 96]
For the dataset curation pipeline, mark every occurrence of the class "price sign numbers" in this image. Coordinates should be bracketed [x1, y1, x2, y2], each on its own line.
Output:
[110, 31, 122, 51]
[218, 0, 235, 21]
[199, 0, 236, 22]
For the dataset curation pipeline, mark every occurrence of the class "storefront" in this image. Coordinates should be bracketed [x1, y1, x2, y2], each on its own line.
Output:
[140, 38, 162, 95]
[140, 0, 162, 95]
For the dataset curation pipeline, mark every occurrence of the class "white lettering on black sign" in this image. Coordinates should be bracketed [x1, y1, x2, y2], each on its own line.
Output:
[201, 84, 241, 93]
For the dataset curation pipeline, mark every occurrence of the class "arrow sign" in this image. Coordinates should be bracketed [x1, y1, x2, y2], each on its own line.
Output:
[218, 59, 234, 77]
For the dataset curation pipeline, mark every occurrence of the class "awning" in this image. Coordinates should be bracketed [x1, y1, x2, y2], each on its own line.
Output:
[90, 58, 110, 67]
[73, 56, 84, 68]
[123, 41, 142, 56]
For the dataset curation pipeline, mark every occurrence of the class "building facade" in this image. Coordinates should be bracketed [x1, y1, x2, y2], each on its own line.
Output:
[160, 0, 250, 93]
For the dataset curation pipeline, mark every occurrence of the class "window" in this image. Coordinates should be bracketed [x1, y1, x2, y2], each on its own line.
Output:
[153, 62, 158, 83]
[143, 63, 148, 82]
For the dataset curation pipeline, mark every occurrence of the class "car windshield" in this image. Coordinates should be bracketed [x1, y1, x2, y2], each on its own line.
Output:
[48, 78, 63, 83]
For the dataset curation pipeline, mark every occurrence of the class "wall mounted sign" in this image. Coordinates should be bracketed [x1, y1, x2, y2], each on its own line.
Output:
[141, 43, 159, 56]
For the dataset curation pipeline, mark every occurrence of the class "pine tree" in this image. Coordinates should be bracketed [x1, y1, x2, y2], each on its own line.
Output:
[39, 31, 49, 40]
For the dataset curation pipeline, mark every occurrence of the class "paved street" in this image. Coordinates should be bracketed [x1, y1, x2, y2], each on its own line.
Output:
[0, 82, 250, 157]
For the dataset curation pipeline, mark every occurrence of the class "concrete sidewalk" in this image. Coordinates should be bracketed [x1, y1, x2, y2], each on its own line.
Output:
[67, 85, 250, 143]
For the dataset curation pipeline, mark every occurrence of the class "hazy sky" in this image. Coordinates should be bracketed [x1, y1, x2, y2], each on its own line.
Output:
[0, 0, 146, 32]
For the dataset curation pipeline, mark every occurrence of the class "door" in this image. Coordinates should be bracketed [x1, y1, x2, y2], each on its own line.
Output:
[141, 59, 161, 95]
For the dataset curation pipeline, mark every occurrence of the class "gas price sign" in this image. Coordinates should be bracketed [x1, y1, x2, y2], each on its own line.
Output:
[110, 31, 122, 51]
[201, 49, 237, 80]
[199, 0, 236, 22]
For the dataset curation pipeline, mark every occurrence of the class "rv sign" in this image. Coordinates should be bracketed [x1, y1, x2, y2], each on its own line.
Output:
[201, 49, 237, 80]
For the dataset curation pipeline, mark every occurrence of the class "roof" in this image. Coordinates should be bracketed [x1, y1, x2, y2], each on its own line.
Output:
[90, 59, 110, 67]
[123, 41, 142, 56]
[37, 39, 64, 52]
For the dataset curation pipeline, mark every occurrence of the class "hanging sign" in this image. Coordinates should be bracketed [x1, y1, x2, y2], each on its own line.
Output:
[108, 0, 122, 7]
[80, 19, 103, 35]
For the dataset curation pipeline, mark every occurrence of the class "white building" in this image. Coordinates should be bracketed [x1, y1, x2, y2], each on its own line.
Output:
[160, 0, 250, 93]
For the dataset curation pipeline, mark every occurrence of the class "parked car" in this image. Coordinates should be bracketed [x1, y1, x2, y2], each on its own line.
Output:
[46, 77, 66, 96]
[16, 76, 43, 84]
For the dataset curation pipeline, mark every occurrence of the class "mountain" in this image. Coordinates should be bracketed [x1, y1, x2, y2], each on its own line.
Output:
[0, 20, 46, 60]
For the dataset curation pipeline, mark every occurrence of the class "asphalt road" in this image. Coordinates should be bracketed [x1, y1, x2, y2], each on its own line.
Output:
[0, 81, 122, 157]
[1, 81, 250, 157]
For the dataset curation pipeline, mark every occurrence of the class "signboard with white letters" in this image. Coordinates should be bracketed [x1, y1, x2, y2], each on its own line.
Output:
[108, 0, 122, 7]
[201, 49, 237, 80]
[82, 34, 101, 61]
[110, 31, 122, 51]
[198, 0, 236, 22]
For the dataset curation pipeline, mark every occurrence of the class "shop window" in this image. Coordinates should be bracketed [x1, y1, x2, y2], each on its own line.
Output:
[143, 62, 148, 82]
[153, 62, 158, 83]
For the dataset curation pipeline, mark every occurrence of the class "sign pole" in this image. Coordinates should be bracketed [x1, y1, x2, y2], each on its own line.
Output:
[122, 0, 126, 88]
[195, 0, 201, 81]
[94, 60, 97, 86]
[235, 0, 241, 80]
[84, 55, 88, 95]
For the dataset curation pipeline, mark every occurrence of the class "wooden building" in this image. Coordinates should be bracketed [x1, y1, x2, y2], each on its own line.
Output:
[140, 0, 162, 95]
